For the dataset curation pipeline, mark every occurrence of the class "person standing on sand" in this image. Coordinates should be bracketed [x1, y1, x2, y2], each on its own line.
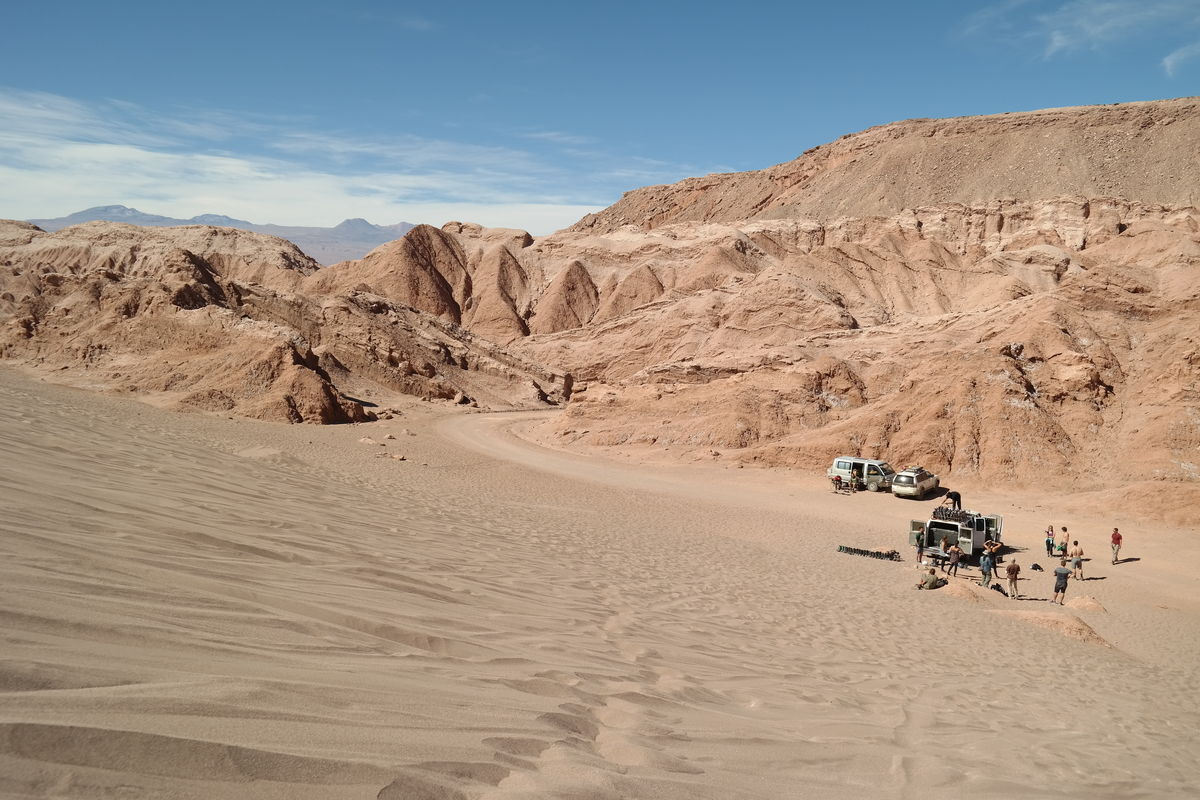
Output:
[983, 538, 1002, 560]
[946, 543, 963, 577]
[1111, 528, 1123, 564]
[1006, 559, 1021, 599]
[1052, 559, 1072, 605]
[1069, 540, 1084, 580]
[1058, 527, 1070, 558]
[1045, 525, 1056, 557]
[979, 548, 995, 589]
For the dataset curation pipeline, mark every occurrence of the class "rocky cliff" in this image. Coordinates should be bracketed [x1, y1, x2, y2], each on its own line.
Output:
[321, 99, 1199, 517]
[3, 98, 1197, 517]
[569, 98, 1200, 233]
[0, 221, 568, 422]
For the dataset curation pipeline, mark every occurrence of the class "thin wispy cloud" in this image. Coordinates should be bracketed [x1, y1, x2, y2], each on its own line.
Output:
[0, 88, 709, 232]
[961, 0, 1200, 75]
[354, 10, 437, 32]
[1163, 40, 1200, 75]
[520, 130, 597, 147]
[1035, 0, 1192, 56]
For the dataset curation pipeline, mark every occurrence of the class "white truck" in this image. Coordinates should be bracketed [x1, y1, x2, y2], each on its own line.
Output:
[908, 507, 1003, 563]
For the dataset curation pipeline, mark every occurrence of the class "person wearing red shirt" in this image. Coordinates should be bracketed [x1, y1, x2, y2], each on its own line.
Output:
[1111, 528, 1123, 565]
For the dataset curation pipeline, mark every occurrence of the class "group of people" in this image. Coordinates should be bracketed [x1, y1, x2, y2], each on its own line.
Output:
[1043, 525, 1086, 578]
[918, 525, 1127, 603]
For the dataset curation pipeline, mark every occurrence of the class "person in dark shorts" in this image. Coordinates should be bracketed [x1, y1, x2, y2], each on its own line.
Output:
[1069, 540, 1085, 579]
[946, 543, 963, 577]
[1052, 559, 1072, 604]
[942, 490, 962, 511]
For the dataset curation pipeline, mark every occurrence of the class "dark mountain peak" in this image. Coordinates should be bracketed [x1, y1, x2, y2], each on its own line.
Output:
[333, 218, 380, 234]
[82, 204, 143, 216]
[189, 213, 254, 227]
[24, 206, 422, 264]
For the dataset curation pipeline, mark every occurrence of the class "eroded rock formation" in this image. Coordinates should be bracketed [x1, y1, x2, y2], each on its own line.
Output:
[0, 221, 568, 422]
[3, 98, 1197, 515]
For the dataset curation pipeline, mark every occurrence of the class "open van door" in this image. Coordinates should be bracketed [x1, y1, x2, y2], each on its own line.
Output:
[984, 515, 1003, 541]
[908, 520, 926, 546]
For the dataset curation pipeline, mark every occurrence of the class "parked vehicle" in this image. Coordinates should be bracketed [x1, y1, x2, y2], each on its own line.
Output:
[908, 508, 1003, 563]
[826, 457, 896, 492]
[891, 466, 940, 499]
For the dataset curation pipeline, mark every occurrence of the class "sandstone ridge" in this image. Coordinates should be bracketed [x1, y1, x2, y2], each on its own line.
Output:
[3, 98, 1197, 520]
[570, 97, 1200, 234]
[308, 187, 1198, 521]
[0, 221, 569, 423]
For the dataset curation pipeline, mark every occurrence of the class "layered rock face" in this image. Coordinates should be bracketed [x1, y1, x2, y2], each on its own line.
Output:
[3, 98, 1196, 510]
[0, 221, 568, 422]
[314, 195, 1198, 502]
[515, 201, 1200, 500]
[569, 98, 1200, 233]
[324, 99, 1199, 510]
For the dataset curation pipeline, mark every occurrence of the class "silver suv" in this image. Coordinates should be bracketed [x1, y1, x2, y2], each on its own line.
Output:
[891, 467, 940, 499]
[827, 457, 896, 492]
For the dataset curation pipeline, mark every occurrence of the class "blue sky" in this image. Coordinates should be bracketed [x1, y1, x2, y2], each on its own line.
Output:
[1, 0, 1197, 233]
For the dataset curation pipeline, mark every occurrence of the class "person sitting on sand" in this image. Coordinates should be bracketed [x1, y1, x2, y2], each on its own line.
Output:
[1005, 559, 1021, 599]
[916, 568, 940, 590]
[1052, 559, 1072, 605]
[1069, 540, 1085, 579]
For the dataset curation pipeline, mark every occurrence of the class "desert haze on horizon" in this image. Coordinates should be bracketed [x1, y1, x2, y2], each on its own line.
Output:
[2, 97, 1200, 798]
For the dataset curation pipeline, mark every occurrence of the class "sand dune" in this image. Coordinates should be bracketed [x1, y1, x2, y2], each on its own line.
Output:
[1, 366, 1198, 798]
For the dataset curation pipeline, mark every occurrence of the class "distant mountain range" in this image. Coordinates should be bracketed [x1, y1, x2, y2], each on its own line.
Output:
[26, 205, 415, 265]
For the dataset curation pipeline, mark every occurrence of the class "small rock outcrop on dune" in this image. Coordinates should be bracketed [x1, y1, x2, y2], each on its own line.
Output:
[0, 221, 568, 422]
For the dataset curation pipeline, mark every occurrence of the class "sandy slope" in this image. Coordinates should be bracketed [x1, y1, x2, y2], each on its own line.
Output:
[1, 366, 1197, 799]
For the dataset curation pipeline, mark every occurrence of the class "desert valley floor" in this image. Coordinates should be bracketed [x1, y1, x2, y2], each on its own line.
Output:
[1, 366, 1198, 799]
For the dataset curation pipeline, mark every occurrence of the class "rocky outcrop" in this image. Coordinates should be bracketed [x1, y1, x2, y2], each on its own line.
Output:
[26, 205, 416, 265]
[307, 222, 542, 344]
[4, 98, 1198, 510]
[0, 221, 569, 422]
[568, 98, 1200, 234]
[515, 201, 1200, 502]
[529, 260, 598, 334]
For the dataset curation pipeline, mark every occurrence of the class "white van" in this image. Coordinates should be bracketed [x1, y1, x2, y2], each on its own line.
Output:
[827, 457, 896, 492]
